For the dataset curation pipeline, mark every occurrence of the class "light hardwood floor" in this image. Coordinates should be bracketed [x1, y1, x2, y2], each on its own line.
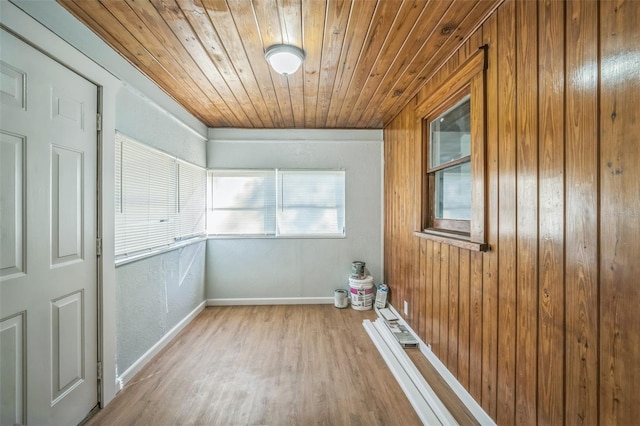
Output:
[87, 305, 423, 425]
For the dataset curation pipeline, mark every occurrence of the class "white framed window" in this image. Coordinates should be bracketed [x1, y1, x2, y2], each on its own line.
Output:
[114, 132, 206, 260]
[277, 170, 345, 236]
[208, 169, 345, 237]
[208, 170, 276, 235]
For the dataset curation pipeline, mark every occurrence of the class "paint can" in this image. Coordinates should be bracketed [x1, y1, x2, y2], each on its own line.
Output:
[351, 261, 366, 279]
[334, 289, 348, 309]
[349, 275, 374, 310]
[375, 283, 389, 309]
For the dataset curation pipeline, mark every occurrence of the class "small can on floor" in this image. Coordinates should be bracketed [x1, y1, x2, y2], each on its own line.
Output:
[334, 289, 349, 308]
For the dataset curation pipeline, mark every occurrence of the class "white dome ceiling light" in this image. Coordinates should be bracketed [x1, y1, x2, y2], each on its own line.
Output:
[265, 44, 305, 76]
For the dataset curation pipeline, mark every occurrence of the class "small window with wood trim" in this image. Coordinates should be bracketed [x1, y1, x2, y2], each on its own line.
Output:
[426, 93, 472, 234]
[416, 46, 488, 252]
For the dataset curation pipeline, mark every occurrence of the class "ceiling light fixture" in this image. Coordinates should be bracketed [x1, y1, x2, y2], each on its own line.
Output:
[265, 44, 305, 76]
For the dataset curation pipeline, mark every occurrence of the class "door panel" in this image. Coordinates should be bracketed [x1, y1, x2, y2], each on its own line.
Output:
[0, 313, 26, 426]
[51, 145, 84, 265]
[0, 132, 25, 279]
[0, 28, 98, 426]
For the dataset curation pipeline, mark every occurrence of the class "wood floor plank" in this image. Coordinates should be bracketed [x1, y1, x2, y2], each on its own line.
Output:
[87, 306, 423, 425]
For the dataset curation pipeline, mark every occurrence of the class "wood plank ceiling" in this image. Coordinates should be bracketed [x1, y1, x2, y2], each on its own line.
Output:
[57, 0, 501, 128]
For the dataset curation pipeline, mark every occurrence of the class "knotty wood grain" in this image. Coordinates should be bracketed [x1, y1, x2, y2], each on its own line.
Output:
[447, 246, 460, 377]
[599, 1, 640, 424]
[564, 0, 599, 424]
[457, 249, 471, 389]
[496, 2, 517, 424]
[537, 0, 565, 424]
[514, 0, 539, 424]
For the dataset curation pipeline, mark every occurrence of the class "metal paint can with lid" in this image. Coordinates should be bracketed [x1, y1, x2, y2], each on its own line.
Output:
[334, 289, 349, 309]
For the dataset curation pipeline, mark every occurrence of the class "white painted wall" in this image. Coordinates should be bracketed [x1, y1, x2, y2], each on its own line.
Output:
[206, 129, 383, 301]
[114, 85, 207, 378]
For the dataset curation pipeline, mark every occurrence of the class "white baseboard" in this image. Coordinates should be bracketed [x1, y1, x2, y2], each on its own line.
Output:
[116, 300, 206, 389]
[385, 304, 496, 426]
[207, 297, 334, 306]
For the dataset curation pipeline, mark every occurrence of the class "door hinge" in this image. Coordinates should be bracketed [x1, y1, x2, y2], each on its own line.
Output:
[97, 361, 103, 381]
[96, 113, 102, 132]
[96, 237, 102, 257]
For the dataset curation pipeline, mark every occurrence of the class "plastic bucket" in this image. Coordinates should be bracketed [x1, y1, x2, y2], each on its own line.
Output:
[349, 275, 374, 311]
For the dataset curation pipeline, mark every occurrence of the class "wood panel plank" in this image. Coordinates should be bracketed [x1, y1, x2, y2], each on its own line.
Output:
[369, 0, 456, 127]
[432, 241, 442, 356]
[469, 250, 484, 402]
[202, 0, 284, 126]
[313, 0, 351, 127]
[301, 0, 326, 128]
[599, 0, 640, 424]
[147, 0, 258, 126]
[537, 0, 565, 424]
[251, 0, 295, 127]
[496, 1, 517, 424]
[279, 0, 305, 127]
[447, 247, 460, 377]
[417, 238, 427, 341]
[324, 0, 377, 128]
[514, 0, 539, 424]
[439, 244, 450, 365]
[457, 248, 470, 388]
[480, 12, 499, 418]
[564, 0, 599, 423]
[173, 0, 269, 127]
[345, 0, 430, 126]
[425, 239, 434, 346]
[105, 0, 237, 123]
[378, 0, 499, 127]
[334, 0, 402, 127]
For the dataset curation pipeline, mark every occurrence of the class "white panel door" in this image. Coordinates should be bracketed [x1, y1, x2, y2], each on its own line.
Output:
[0, 29, 98, 425]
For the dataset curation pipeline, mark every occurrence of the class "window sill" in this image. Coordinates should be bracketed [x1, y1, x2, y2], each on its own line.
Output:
[413, 230, 489, 252]
[115, 236, 207, 267]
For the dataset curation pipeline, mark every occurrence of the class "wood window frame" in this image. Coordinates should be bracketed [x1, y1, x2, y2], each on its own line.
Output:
[414, 46, 489, 252]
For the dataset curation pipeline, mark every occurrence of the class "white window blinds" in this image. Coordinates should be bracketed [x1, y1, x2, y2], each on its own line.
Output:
[115, 133, 206, 258]
[177, 161, 207, 239]
[277, 170, 345, 236]
[208, 170, 276, 235]
[208, 169, 345, 237]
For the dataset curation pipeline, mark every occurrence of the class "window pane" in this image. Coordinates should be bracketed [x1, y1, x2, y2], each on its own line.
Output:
[277, 170, 345, 236]
[435, 161, 471, 220]
[429, 95, 471, 168]
[209, 170, 276, 235]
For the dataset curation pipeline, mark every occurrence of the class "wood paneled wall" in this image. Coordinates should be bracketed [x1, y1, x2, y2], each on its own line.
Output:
[383, 0, 640, 424]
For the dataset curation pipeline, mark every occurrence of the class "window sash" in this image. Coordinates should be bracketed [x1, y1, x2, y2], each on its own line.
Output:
[277, 170, 345, 236]
[208, 169, 346, 237]
[208, 170, 276, 236]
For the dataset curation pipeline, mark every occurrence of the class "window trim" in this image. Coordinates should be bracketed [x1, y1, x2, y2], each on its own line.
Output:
[415, 46, 488, 251]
